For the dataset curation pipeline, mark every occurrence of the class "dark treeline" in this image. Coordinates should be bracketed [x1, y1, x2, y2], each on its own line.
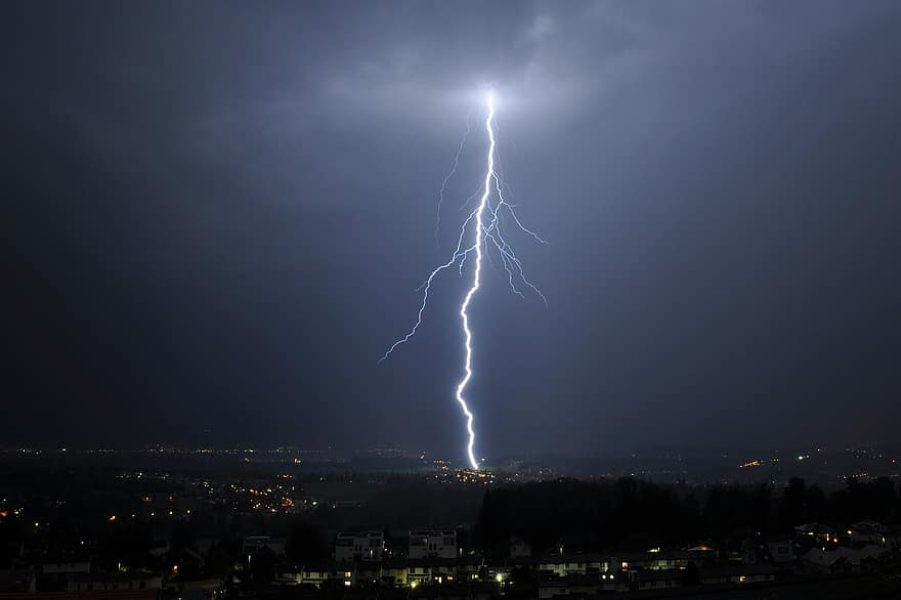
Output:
[473, 477, 901, 557]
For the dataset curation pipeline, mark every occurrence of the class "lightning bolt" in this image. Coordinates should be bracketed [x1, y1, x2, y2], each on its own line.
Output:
[381, 90, 545, 471]
[435, 110, 471, 248]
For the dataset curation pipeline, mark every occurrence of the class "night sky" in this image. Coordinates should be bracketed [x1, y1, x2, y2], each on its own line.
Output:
[4, 1, 901, 459]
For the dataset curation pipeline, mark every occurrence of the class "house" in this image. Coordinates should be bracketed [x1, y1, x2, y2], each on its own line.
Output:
[848, 520, 888, 546]
[538, 575, 603, 598]
[40, 559, 92, 589]
[858, 544, 892, 561]
[300, 563, 335, 587]
[742, 537, 795, 564]
[803, 547, 863, 573]
[379, 562, 410, 587]
[67, 573, 162, 593]
[406, 558, 467, 586]
[278, 562, 341, 588]
[613, 551, 692, 572]
[531, 553, 609, 577]
[243, 535, 286, 556]
[335, 531, 385, 562]
[794, 523, 839, 546]
[166, 577, 224, 600]
[380, 557, 483, 587]
[699, 565, 776, 585]
[41, 560, 92, 576]
[409, 530, 458, 559]
[409, 581, 496, 600]
[633, 569, 683, 591]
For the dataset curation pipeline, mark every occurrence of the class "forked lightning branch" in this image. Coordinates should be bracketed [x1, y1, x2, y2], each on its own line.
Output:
[381, 91, 546, 471]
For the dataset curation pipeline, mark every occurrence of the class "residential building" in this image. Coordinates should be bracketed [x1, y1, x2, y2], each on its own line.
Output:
[243, 535, 286, 556]
[409, 530, 457, 560]
[335, 531, 385, 562]
[67, 573, 162, 593]
[699, 565, 776, 585]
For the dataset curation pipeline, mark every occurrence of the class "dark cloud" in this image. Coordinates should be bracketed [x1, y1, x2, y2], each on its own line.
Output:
[3, 1, 901, 458]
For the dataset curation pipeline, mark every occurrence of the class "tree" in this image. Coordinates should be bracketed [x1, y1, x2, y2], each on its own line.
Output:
[777, 478, 806, 530]
[285, 519, 328, 564]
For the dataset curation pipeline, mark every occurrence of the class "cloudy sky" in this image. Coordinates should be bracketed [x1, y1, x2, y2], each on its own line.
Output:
[4, 1, 901, 460]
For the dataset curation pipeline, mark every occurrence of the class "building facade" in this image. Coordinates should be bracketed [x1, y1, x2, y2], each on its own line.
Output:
[409, 530, 458, 559]
[335, 531, 385, 562]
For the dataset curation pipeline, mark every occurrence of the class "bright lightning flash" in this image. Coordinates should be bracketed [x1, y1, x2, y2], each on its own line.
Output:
[381, 90, 546, 471]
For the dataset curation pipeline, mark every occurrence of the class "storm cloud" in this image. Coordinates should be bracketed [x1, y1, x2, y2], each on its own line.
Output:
[3, 1, 901, 458]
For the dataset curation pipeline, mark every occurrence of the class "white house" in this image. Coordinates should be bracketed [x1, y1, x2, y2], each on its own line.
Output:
[409, 530, 457, 559]
[335, 531, 385, 562]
